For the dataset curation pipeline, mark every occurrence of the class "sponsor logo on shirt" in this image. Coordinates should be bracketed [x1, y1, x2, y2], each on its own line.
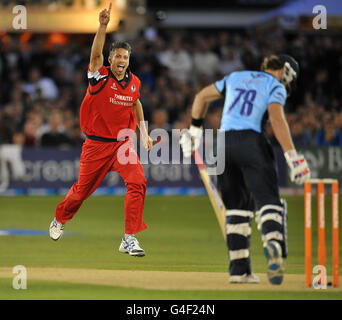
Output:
[114, 94, 133, 101]
[109, 94, 133, 107]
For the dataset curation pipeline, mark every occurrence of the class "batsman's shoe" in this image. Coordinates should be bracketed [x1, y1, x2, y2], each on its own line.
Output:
[264, 240, 285, 285]
[229, 273, 260, 284]
[119, 235, 145, 257]
[49, 218, 64, 241]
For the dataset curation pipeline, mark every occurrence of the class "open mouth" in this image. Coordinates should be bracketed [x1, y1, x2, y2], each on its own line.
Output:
[117, 65, 125, 72]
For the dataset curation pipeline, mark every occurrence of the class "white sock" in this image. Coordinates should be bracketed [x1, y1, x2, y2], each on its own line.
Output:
[124, 233, 134, 239]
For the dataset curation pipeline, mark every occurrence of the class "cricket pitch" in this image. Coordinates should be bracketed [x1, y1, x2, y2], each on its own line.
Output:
[0, 267, 341, 291]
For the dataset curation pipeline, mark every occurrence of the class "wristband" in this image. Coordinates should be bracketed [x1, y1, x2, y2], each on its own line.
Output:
[191, 118, 204, 127]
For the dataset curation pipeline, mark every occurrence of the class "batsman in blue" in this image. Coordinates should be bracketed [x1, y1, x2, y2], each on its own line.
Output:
[181, 54, 311, 285]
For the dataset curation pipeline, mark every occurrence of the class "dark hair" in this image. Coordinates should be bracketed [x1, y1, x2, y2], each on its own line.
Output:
[260, 55, 283, 71]
[109, 41, 132, 56]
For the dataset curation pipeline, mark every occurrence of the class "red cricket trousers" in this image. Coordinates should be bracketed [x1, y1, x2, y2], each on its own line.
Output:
[55, 138, 147, 234]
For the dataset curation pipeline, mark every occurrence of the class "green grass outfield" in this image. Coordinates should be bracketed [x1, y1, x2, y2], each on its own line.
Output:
[0, 195, 341, 300]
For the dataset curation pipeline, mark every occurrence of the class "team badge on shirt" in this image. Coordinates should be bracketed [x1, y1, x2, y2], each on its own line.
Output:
[131, 84, 136, 92]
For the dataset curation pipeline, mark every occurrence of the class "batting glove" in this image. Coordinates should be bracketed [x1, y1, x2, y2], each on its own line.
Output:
[284, 149, 310, 184]
[180, 125, 203, 158]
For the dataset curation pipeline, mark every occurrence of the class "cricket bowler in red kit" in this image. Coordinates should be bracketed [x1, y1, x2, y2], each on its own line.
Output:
[49, 3, 153, 257]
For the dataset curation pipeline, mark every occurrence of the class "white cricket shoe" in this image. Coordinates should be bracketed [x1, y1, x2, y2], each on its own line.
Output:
[49, 218, 64, 241]
[264, 240, 285, 285]
[229, 273, 260, 284]
[119, 235, 145, 257]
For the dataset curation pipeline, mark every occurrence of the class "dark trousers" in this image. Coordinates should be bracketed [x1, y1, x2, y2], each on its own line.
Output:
[217, 130, 284, 276]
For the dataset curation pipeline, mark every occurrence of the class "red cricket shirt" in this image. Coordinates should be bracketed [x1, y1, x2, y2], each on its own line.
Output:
[80, 65, 141, 139]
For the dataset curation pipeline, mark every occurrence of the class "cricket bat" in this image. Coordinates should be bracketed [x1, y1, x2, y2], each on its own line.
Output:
[193, 150, 226, 239]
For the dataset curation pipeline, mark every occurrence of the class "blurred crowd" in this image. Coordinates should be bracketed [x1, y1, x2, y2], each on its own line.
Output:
[1, 21, 342, 149]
